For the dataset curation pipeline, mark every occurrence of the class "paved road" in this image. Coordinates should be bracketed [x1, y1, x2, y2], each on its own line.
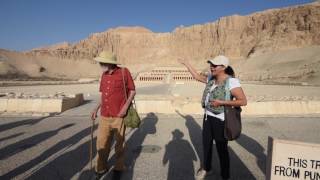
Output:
[0, 96, 319, 180]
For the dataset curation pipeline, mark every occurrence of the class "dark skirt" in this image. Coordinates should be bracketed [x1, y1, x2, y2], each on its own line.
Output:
[203, 114, 226, 141]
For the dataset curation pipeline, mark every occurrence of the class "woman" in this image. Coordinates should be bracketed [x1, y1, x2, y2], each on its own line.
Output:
[178, 55, 247, 180]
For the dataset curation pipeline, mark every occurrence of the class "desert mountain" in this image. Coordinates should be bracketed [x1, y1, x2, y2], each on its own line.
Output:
[27, 2, 320, 61]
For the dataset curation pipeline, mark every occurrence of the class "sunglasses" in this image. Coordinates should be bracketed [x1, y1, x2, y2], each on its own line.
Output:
[99, 62, 108, 66]
[210, 64, 221, 68]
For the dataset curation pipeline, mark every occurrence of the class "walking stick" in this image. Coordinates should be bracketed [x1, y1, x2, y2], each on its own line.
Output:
[90, 119, 95, 171]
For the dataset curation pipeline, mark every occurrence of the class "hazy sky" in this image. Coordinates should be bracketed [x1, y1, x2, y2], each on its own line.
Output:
[0, 0, 313, 51]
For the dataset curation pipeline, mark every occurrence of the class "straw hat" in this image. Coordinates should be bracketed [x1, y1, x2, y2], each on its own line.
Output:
[94, 51, 120, 65]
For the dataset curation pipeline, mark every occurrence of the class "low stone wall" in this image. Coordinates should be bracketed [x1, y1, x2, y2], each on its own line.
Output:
[0, 93, 84, 113]
[135, 97, 320, 116]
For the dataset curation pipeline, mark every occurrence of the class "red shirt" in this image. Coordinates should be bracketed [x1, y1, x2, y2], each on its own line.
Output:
[99, 67, 135, 117]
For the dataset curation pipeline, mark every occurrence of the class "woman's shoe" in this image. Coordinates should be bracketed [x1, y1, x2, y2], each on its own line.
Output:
[94, 170, 107, 180]
[196, 169, 214, 179]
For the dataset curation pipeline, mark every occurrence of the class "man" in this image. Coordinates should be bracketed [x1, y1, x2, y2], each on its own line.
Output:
[90, 51, 136, 179]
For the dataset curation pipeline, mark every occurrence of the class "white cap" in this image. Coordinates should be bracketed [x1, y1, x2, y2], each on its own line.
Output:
[207, 55, 229, 67]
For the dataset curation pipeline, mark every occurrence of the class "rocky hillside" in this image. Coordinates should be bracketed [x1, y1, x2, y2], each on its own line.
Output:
[26, 2, 320, 64]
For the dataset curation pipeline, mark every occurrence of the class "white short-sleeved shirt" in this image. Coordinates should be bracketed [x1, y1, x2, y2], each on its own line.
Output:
[204, 78, 241, 121]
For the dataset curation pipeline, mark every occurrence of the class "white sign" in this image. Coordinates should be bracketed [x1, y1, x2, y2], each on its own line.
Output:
[267, 137, 320, 180]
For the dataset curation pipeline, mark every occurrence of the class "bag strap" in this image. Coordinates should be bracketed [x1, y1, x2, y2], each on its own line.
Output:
[225, 77, 231, 101]
[121, 68, 137, 108]
[120, 68, 127, 131]
[121, 68, 128, 100]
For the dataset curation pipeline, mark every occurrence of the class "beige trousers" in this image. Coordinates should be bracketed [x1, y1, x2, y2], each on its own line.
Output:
[96, 116, 126, 172]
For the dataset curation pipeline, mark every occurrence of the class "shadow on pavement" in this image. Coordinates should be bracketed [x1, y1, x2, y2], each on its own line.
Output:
[163, 129, 197, 180]
[0, 123, 75, 160]
[2, 124, 97, 179]
[0, 132, 24, 143]
[179, 113, 257, 180]
[0, 116, 50, 133]
[176, 110, 203, 168]
[119, 112, 158, 180]
[26, 137, 97, 180]
[235, 133, 266, 175]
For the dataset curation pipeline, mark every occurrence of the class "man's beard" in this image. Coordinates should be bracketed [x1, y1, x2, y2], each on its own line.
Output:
[101, 66, 109, 73]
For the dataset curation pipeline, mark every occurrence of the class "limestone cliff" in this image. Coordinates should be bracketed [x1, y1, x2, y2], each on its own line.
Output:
[26, 2, 320, 64]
